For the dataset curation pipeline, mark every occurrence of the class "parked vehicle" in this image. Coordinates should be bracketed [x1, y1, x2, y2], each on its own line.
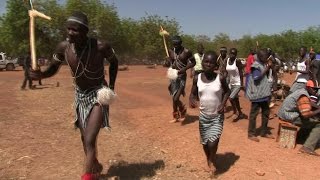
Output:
[0, 52, 19, 71]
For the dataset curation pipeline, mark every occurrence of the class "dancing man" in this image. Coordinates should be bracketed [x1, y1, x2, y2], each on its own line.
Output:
[30, 12, 118, 180]
[166, 35, 195, 122]
[189, 51, 230, 174]
[225, 48, 245, 121]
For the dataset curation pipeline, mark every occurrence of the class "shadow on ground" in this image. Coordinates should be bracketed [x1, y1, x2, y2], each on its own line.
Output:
[101, 160, 165, 180]
[181, 115, 198, 126]
[215, 152, 240, 175]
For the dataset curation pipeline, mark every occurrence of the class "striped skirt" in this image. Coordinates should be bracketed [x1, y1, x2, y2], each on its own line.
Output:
[199, 113, 224, 145]
[74, 86, 110, 130]
[229, 85, 241, 99]
[168, 75, 186, 97]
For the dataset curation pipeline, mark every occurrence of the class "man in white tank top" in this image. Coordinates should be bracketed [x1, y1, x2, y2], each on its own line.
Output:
[289, 46, 310, 93]
[225, 48, 246, 121]
[189, 50, 230, 175]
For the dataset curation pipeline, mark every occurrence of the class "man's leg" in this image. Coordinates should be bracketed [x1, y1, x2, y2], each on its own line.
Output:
[79, 117, 102, 174]
[171, 85, 185, 122]
[230, 98, 237, 115]
[234, 97, 244, 117]
[176, 86, 187, 120]
[248, 102, 260, 141]
[260, 101, 273, 138]
[21, 70, 28, 89]
[207, 139, 220, 173]
[83, 105, 103, 174]
[21, 77, 27, 89]
[202, 144, 210, 171]
[302, 123, 320, 152]
[28, 77, 33, 89]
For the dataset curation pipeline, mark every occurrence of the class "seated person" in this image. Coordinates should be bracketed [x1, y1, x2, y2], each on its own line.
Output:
[278, 80, 320, 156]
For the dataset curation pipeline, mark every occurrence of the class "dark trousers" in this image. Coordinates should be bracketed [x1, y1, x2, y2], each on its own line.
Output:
[248, 101, 270, 136]
[21, 70, 33, 89]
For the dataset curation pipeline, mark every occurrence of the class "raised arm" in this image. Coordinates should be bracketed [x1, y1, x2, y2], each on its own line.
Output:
[30, 41, 66, 80]
[102, 42, 118, 90]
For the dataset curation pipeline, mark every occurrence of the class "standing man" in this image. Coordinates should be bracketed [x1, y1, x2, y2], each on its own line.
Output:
[217, 47, 228, 72]
[190, 43, 205, 78]
[189, 50, 230, 175]
[21, 52, 33, 90]
[225, 48, 246, 121]
[246, 48, 274, 142]
[166, 35, 196, 122]
[309, 48, 320, 85]
[289, 46, 310, 93]
[30, 12, 118, 180]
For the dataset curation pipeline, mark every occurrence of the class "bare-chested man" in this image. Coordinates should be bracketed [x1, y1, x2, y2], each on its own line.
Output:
[30, 12, 118, 180]
[166, 35, 195, 122]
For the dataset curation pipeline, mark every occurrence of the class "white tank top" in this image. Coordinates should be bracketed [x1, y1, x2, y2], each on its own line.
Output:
[225, 58, 241, 85]
[197, 74, 222, 116]
[295, 60, 308, 83]
[194, 53, 204, 71]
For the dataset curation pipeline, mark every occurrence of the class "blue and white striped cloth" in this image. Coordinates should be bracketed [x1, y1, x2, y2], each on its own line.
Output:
[74, 86, 110, 130]
[199, 113, 224, 145]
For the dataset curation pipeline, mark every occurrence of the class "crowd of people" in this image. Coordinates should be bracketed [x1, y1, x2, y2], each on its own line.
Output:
[164, 35, 320, 176]
[23, 11, 319, 179]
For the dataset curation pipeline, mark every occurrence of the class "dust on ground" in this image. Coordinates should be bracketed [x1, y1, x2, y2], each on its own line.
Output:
[0, 66, 319, 180]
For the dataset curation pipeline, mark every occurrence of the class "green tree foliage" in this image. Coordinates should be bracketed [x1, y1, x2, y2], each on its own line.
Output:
[1, 1, 320, 63]
[0, 0, 30, 56]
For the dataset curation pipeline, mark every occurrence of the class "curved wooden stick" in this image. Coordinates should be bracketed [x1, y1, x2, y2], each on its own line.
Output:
[28, 9, 51, 70]
[160, 25, 169, 57]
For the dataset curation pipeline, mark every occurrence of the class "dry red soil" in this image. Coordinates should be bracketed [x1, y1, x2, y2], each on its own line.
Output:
[0, 66, 319, 180]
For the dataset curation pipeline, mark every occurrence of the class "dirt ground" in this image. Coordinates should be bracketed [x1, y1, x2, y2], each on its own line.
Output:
[0, 65, 319, 180]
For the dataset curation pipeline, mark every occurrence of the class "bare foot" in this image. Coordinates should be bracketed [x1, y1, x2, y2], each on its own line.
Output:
[169, 119, 178, 123]
[248, 136, 260, 142]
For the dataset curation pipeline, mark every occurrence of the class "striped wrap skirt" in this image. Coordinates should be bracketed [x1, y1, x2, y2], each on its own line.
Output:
[74, 86, 110, 130]
[168, 74, 186, 97]
[199, 113, 224, 145]
[229, 85, 241, 99]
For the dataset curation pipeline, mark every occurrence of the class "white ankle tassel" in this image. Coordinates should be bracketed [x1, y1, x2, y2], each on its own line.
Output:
[97, 87, 117, 105]
[167, 67, 178, 80]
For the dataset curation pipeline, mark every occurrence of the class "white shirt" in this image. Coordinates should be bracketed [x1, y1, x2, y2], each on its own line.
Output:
[197, 74, 223, 116]
[226, 58, 241, 85]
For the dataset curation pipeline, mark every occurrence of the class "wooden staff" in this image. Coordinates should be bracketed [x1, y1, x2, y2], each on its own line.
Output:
[159, 25, 169, 57]
[28, 7, 51, 70]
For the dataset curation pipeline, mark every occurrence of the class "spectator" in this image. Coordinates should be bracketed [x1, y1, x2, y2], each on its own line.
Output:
[246, 48, 274, 142]
[278, 80, 320, 156]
